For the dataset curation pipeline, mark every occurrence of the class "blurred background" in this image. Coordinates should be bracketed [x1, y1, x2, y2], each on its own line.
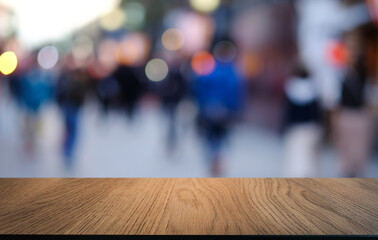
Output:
[0, 0, 377, 177]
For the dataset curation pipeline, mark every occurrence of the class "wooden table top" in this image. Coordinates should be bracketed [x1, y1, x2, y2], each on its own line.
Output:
[0, 178, 377, 235]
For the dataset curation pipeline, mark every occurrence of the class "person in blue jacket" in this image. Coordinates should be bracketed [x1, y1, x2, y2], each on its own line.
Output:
[19, 61, 54, 156]
[56, 67, 87, 167]
[193, 41, 244, 176]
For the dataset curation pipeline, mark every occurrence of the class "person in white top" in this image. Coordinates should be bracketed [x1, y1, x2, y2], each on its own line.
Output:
[282, 63, 323, 177]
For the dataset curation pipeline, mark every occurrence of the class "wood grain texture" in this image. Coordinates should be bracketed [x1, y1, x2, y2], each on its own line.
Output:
[0, 178, 377, 235]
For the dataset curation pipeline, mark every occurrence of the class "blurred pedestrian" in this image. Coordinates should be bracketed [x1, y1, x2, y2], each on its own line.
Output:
[19, 62, 54, 157]
[97, 76, 120, 115]
[193, 43, 243, 176]
[157, 65, 187, 154]
[113, 65, 144, 120]
[333, 54, 372, 177]
[56, 68, 87, 166]
[282, 63, 322, 177]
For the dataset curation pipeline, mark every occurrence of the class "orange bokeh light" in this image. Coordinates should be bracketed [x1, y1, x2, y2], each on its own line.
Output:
[239, 52, 261, 78]
[191, 51, 215, 76]
[326, 41, 349, 68]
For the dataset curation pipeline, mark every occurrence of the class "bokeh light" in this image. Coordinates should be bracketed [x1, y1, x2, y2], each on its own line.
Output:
[0, 51, 18, 75]
[72, 35, 94, 62]
[191, 51, 215, 76]
[189, 0, 221, 13]
[124, 2, 145, 30]
[145, 58, 169, 82]
[239, 52, 261, 78]
[161, 28, 185, 51]
[89, 38, 119, 79]
[100, 8, 125, 32]
[37, 46, 59, 70]
[326, 40, 349, 68]
[117, 32, 150, 66]
[98, 38, 118, 70]
[213, 41, 237, 63]
[176, 12, 215, 55]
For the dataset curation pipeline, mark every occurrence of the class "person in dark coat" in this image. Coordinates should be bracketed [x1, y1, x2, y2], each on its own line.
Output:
[56, 68, 87, 166]
[112, 65, 144, 119]
[156, 65, 187, 153]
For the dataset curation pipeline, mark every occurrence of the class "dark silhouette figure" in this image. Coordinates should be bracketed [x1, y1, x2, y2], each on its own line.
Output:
[156, 66, 187, 153]
[112, 66, 144, 119]
[56, 68, 87, 166]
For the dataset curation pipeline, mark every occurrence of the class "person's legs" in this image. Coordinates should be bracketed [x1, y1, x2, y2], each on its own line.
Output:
[23, 112, 37, 158]
[349, 111, 372, 176]
[166, 103, 178, 153]
[334, 109, 372, 177]
[125, 98, 138, 121]
[334, 111, 355, 176]
[284, 124, 322, 177]
[63, 105, 79, 166]
[102, 98, 109, 116]
[207, 121, 227, 177]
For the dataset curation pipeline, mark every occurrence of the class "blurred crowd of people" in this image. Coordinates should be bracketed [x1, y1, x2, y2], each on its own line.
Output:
[0, 0, 377, 177]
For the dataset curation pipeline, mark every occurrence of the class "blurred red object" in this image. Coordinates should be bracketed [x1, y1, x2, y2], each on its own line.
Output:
[191, 51, 215, 76]
[326, 40, 349, 68]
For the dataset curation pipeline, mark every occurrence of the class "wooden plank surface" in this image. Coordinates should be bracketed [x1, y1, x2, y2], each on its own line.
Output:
[0, 178, 377, 235]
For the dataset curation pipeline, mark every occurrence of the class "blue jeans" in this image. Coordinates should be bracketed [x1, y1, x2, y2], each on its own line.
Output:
[62, 104, 79, 164]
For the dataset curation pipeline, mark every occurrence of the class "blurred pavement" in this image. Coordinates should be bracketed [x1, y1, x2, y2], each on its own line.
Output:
[1, 90, 377, 177]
